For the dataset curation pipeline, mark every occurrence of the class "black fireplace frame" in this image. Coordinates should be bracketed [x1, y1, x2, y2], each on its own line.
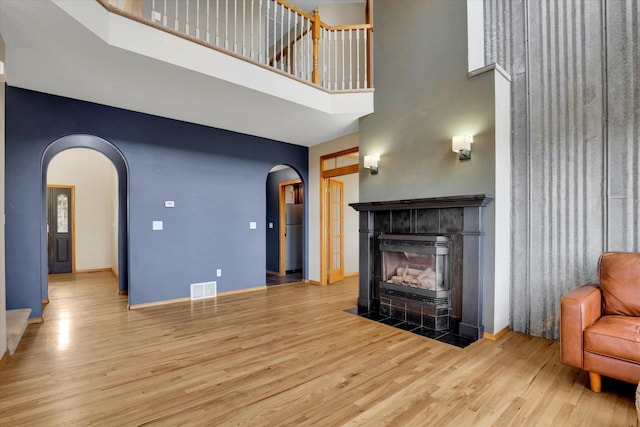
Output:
[350, 194, 493, 340]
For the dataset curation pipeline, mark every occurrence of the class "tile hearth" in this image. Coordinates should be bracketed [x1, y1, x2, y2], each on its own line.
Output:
[344, 307, 476, 349]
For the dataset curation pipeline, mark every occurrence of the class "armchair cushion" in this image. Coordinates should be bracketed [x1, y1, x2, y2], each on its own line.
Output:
[584, 316, 640, 364]
[599, 252, 640, 316]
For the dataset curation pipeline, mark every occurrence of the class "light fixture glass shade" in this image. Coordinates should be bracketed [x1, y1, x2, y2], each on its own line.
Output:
[452, 135, 473, 153]
[363, 154, 379, 174]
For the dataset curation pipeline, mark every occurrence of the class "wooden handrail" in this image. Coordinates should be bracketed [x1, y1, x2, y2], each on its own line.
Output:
[322, 23, 374, 31]
[267, 18, 376, 65]
[275, 0, 314, 21]
[101, 0, 373, 91]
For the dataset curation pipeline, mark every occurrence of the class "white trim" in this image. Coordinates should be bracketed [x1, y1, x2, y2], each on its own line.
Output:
[469, 63, 511, 82]
[467, 0, 485, 72]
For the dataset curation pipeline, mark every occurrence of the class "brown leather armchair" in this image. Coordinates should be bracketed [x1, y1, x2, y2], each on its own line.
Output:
[560, 252, 640, 392]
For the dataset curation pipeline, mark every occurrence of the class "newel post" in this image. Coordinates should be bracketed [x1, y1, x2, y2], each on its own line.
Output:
[312, 9, 321, 85]
[129, 0, 144, 17]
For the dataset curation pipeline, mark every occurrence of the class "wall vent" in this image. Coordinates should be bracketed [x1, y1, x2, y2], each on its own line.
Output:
[190, 281, 217, 300]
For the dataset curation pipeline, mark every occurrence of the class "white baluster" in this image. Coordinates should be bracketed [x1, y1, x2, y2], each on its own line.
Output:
[224, 0, 228, 50]
[234, 0, 238, 53]
[163, 0, 167, 26]
[302, 21, 306, 79]
[216, 0, 220, 46]
[287, 8, 291, 73]
[242, 0, 246, 57]
[259, 0, 264, 63]
[341, 30, 345, 90]
[325, 29, 330, 88]
[175, 0, 179, 31]
[323, 28, 327, 88]
[363, 29, 368, 88]
[206, 0, 210, 42]
[151, 0, 162, 22]
[265, 0, 269, 64]
[349, 28, 352, 89]
[272, 2, 276, 68]
[250, 0, 255, 60]
[293, 13, 297, 76]
[356, 29, 360, 89]
[333, 30, 338, 90]
[196, 0, 200, 39]
[279, 4, 284, 71]
[307, 21, 311, 81]
[186, 0, 190, 36]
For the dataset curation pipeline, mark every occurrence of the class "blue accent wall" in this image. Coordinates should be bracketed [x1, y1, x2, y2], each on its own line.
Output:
[265, 168, 303, 272]
[5, 87, 308, 317]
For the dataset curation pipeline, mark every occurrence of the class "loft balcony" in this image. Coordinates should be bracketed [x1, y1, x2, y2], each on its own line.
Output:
[0, 0, 374, 146]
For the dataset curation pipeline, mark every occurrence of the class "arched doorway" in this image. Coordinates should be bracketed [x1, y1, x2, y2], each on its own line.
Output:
[41, 135, 129, 302]
[265, 165, 304, 285]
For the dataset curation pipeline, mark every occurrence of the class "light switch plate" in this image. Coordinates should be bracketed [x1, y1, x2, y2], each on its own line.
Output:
[216, 269, 222, 277]
[250, 221, 257, 229]
[152, 221, 163, 231]
[165, 201, 175, 208]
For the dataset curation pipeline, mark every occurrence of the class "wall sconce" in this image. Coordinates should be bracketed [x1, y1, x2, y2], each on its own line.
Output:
[452, 135, 473, 160]
[363, 154, 379, 174]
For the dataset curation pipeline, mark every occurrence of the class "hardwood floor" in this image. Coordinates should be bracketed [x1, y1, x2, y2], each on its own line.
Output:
[0, 272, 636, 426]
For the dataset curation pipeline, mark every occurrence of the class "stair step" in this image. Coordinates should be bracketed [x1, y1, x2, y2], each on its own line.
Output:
[6, 308, 32, 355]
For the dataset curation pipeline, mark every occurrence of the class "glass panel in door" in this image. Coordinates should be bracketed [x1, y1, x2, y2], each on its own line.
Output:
[328, 179, 344, 283]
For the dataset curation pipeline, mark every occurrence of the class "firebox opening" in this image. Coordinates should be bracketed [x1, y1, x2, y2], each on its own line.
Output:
[383, 252, 445, 291]
[378, 234, 452, 331]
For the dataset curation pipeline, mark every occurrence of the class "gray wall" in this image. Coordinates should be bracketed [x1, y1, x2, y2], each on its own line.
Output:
[6, 87, 308, 318]
[360, 0, 497, 203]
[359, 0, 501, 332]
[485, 0, 640, 338]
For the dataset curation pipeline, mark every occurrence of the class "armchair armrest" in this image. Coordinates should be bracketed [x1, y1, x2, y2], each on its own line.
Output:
[560, 285, 602, 369]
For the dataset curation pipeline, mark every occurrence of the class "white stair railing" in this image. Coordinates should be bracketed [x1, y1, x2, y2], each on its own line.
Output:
[102, 0, 373, 90]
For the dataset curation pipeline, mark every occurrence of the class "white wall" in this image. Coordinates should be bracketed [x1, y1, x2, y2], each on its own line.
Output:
[47, 149, 117, 272]
[492, 69, 511, 333]
[467, 0, 485, 72]
[341, 172, 359, 275]
[308, 132, 359, 282]
[318, 3, 365, 26]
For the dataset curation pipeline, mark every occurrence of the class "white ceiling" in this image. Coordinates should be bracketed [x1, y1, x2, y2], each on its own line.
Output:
[0, 0, 373, 147]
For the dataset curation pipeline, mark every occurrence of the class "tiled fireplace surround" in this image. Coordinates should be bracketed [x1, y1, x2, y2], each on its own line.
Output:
[350, 194, 493, 341]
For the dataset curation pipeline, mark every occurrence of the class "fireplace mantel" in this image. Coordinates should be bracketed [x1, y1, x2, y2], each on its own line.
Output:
[350, 194, 494, 340]
[350, 194, 494, 212]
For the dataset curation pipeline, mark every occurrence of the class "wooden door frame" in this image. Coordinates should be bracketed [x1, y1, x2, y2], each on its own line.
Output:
[47, 184, 76, 274]
[278, 179, 302, 276]
[319, 147, 359, 285]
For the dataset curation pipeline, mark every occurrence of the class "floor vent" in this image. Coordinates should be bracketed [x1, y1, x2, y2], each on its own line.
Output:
[190, 281, 217, 300]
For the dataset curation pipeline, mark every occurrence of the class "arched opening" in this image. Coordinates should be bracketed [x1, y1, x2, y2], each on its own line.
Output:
[265, 165, 304, 286]
[41, 135, 129, 304]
